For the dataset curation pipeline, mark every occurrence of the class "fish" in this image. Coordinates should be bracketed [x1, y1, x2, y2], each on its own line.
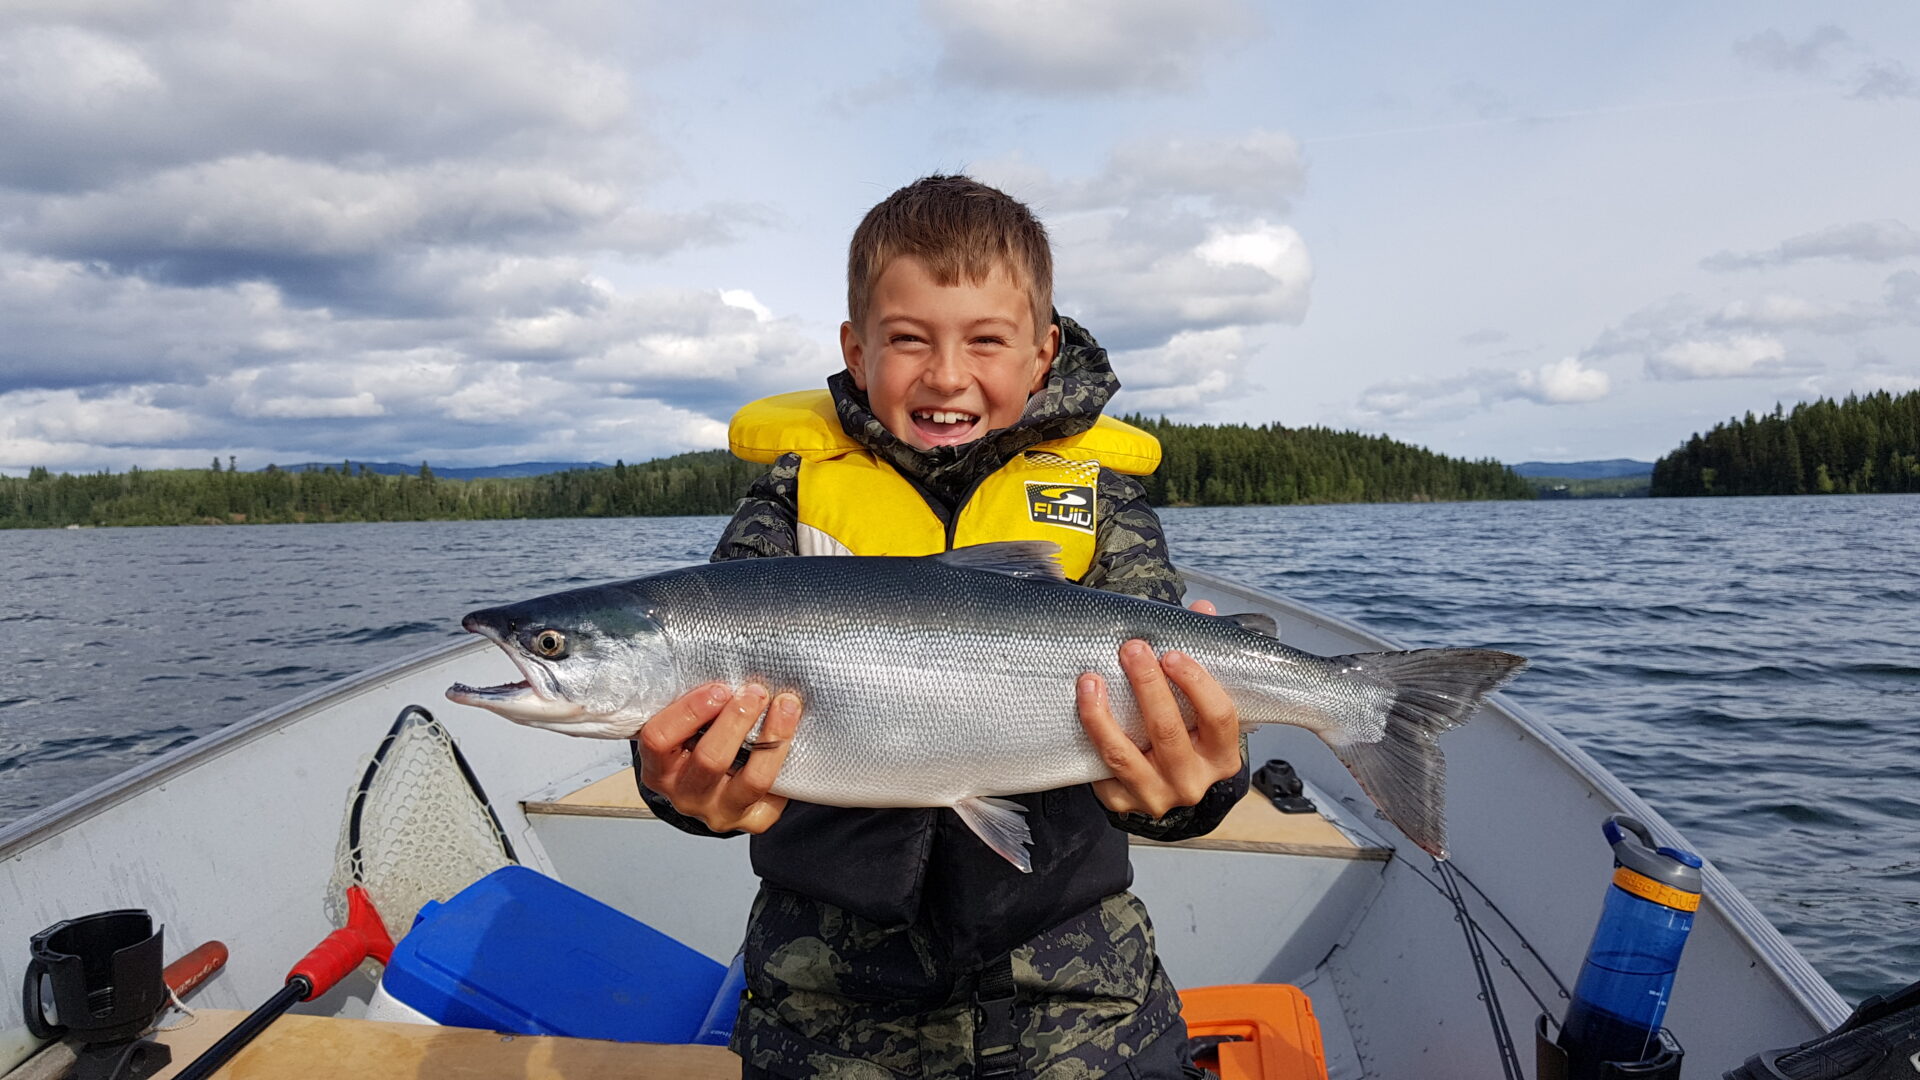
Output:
[447, 541, 1525, 866]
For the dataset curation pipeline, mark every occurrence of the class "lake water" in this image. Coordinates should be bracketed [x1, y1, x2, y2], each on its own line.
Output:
[3, 496, 1916, 1005]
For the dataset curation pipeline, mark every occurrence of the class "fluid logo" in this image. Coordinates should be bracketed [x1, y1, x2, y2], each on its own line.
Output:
[1026, 482, 1094, 531]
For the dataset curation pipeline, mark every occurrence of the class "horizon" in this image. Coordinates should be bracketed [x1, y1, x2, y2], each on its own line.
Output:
[2, 3, 1916, 475]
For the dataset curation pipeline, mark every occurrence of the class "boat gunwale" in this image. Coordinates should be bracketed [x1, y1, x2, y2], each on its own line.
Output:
[4, 569, 1849, 1032]
[0, 636, 490, 861]
[1180, 566, 1852, 1030]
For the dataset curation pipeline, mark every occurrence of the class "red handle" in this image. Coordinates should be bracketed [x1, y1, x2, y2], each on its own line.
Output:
[164, 941, 229, 998]
[285, 886, 393, 999]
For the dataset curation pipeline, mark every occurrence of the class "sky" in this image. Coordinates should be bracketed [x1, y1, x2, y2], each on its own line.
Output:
[3, 1, 1918, 474]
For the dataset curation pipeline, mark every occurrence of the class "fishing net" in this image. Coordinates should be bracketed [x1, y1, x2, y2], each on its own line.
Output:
[325, 705, 517, 946]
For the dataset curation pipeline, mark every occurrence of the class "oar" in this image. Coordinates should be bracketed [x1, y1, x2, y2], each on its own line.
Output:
[172, 886, 393, 1080]
[3, 940, 230, 1080]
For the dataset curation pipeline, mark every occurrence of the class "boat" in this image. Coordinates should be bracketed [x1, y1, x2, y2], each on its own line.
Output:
[0, 567, 1851, 1078]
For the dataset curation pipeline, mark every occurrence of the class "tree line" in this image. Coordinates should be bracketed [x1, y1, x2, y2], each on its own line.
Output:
[1127, 415, 1532, 505]
[2, 420, 1533, 529]
[1649, 389, 1920, 497]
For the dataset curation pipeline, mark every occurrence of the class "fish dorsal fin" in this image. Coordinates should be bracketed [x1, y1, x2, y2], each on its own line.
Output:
[934, 541, 1067, 581]
[1224, 612, 1279, 637]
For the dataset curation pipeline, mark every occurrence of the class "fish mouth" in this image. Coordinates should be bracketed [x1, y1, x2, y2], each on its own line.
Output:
[446, 676, 535, 705]
[446, 618, 585, 725]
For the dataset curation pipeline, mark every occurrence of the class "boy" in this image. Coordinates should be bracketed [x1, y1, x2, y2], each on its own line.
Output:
[635, 175, 1249, 1079]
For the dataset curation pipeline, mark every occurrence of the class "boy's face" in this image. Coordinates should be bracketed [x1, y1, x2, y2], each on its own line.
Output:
[841, 255, 1059, 451]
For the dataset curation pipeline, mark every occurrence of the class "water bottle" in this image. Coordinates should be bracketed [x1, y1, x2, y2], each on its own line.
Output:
[1556, 814, 1701, 1078]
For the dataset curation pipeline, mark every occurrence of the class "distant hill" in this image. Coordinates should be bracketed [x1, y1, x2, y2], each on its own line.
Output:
[1510, 459, 1653, 479]
[266, 460, 609, 480]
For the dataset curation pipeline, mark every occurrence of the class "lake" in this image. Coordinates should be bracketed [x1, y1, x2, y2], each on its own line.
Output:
[3, 495, 1916, 1004]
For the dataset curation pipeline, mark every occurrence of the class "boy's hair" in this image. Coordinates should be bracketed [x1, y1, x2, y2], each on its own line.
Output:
[847, 175, 1053, 339]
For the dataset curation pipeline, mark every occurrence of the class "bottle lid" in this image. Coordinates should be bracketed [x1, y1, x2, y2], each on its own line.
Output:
[1604, 815, 1703, 895]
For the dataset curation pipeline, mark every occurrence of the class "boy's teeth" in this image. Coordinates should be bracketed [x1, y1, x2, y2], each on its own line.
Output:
[916, 410, 977, 425]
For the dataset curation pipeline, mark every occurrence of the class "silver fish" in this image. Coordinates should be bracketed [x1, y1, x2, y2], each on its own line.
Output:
[447, 542, 1525, 866]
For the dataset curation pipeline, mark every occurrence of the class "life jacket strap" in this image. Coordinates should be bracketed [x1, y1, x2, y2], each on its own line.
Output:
[973, 951, 1024, 1079]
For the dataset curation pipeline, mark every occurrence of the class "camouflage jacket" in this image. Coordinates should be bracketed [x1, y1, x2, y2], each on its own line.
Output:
[640, 315, 1247, 1077]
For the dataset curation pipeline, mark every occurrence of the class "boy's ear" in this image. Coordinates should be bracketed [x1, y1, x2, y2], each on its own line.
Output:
[1028, 322, 1060, 393]
[839, 321, 868, 390]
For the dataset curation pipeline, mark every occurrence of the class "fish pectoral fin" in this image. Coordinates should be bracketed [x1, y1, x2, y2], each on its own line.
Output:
[953, 796, 1034, 873]
[933, 542, 1067, 582]
[1222, 612, 1279, 637]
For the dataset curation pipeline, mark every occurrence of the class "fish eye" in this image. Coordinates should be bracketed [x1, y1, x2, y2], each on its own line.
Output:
[530, 629, 568, 658]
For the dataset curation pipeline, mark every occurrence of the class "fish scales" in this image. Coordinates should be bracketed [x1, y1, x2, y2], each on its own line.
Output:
[450, 542, 1527, 860]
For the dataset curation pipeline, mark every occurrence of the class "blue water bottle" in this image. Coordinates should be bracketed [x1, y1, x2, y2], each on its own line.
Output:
[1555, 814, 1701, 1078]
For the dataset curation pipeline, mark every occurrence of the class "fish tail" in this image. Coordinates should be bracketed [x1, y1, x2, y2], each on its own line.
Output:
[1324, 648, 1527, 860]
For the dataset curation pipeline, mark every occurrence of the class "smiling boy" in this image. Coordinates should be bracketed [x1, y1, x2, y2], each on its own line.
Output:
[634, 175, 1249, 1079]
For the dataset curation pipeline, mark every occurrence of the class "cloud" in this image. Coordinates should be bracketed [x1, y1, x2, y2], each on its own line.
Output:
[979, 132, 1312, 358]
[1733, 26, 1851, 75]
[1514, 357, 1611, 403]
[1703, 219, 1920, 270]
[1005, 130, 1305, 216]
[1731, 24, 1920, 101]
[1109, 327, 1253, 416]
[0, 2, 631, 191]
[923, 0, 1262, 96]
[1459, 327, 1510, 346]
[1356, 357, 1612, 421]
[1584, 275, 1919, 383]
[1646, 335, 1789, 380]
[0, 2, 813, 473]
[1854, 60, 1920, 101]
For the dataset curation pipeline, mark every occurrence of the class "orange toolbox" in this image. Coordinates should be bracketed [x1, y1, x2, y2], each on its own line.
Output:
[1179, 984, 1329, 1080]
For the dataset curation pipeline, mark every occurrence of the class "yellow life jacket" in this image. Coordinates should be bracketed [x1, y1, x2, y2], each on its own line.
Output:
[728, 390, 1161, 581]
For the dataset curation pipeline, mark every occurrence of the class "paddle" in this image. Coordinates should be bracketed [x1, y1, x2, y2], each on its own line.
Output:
[5, 940, 230, 1080]
[172, 887, 392, 1080]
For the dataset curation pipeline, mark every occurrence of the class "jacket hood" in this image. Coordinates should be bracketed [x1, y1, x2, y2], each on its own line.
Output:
[825, 313, 1120, 502]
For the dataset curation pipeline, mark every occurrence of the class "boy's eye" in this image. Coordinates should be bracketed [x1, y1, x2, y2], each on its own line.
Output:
[889, 334, 925, 346]
[971, 336, 1008, 347]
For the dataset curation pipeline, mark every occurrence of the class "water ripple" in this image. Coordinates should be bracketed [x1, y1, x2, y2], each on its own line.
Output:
[2, 498, 1915, 1004]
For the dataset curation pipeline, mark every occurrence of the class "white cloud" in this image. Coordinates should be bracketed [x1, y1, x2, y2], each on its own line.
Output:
[1110, 327, 1252, 415]
[1514, 357, 1610, 404]
[0, 386, 195, 445]
[1647, 335, 1789, 380]
[923, 0, 1262, 96]
[1356, 358, 1613, 421]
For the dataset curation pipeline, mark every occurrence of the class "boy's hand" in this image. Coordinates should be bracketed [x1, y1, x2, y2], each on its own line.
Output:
[1077, 600, 1243, 819]
[635, 682, 802, 834]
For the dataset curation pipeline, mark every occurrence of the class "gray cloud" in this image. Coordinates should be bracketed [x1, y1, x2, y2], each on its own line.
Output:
[1459, 327, 1510, 346]
[0, 3, 633, 192]
[1733, 26, 1851, 75]
[1731, 24, 1920, 101]
[923, 0, 1262, 96]
[0, 3, 811, 473]
[1702, 219, 1920, 271]
[1854, 60, 1920, 101]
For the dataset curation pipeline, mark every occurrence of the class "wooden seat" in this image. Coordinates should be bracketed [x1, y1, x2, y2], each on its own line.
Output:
[526, 769, 1390, 862]
[151, 1009, 737, 1079]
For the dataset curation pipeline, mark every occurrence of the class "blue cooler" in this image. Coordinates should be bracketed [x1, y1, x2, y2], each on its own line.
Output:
[373, 866, 734, 1044]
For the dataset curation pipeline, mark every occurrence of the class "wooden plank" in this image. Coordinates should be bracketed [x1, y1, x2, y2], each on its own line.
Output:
[524, 767, 656, 818]
[150, 1010, 738, 1079]
[530, 768, 1389, 859]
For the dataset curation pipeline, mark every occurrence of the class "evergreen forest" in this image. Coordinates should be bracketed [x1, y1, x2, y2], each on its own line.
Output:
[2, 420, 1533, 529]
[1649, 389, 1920, 497]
